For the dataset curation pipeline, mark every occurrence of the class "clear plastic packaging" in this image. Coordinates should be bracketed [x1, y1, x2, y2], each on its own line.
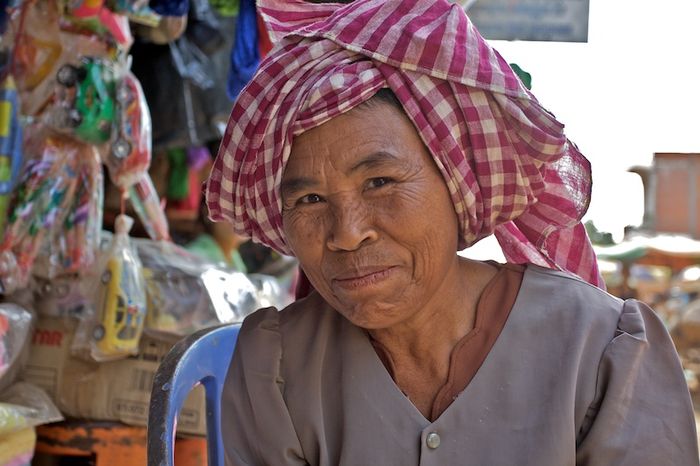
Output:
[3, 1, 111, 116]
[136, 238, 233, 336]
[200, 268, 262, 324]
[105, 70, 152, 189]
[137, 238, 286, 336]
[127, 173, 170, 241]
[32, 274, 91, 319]
[0, 382, 63, 434]
[248, 273, 294, 310]
[62, 0, 134, 48]
[79, 214, 147, 361]
[0, 134, 103, 294]
[0, 304, 33, 392]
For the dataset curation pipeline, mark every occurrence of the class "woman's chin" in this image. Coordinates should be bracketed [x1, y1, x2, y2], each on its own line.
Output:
[332, 298, 408, 330]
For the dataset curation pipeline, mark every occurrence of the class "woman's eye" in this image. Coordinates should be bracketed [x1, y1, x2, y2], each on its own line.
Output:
[298, 193, 324, 204]
[367, 177, 393, 189]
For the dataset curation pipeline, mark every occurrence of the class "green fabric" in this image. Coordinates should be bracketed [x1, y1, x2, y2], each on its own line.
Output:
[509, 63, 532, 90]
[185, 234, 248, 273]
[167, 148, 189, 200]
[210, 0, 240, 16]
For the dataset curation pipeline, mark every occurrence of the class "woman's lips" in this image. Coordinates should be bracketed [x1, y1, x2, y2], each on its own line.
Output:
[332, 266, 397, 290]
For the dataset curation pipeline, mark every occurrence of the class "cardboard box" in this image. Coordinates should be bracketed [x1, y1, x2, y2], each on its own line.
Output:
[20, 317, 206, 436]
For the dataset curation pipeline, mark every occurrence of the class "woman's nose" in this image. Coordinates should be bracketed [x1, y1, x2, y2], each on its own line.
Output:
[326, 200, 378, 251]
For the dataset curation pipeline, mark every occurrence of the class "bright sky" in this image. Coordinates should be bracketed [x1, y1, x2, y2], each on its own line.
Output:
[486, 0, 700, 241]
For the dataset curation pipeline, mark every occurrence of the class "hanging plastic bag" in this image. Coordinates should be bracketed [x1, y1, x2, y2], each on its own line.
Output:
[3, 1, 111, 116]
[127, 172, 170, 241]
[0, 381, 63, 466]
[210, 0, 239, 17]
[150, 0, 189, 17]
[0, 75, 23, 237]
[0, 134, 103, 294]
[0, 382, 62, 435]
[0, 304, 32, 392]
[105, 69, 152, 189]
[81, 214, 147, 361]
[227, 0, 259, 100]
[137, 238, 218, 336]
[186, 0, 224, 54]
[168, 36, 214, 89]
[62, 0, 134, 48]
[50, 57, 118, 145]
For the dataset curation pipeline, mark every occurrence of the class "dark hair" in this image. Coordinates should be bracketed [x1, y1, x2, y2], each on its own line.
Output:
[361, 87, 404, 114]
[372, 87, 402, 109]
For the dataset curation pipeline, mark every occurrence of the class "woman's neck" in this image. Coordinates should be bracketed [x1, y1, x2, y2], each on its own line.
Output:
[368, 259, 496, 360]
[366, 259, 498, 417]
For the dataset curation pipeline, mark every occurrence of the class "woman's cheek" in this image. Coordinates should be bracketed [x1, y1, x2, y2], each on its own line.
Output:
[373, 184, 428, 219]
[284, 209, 327, 254]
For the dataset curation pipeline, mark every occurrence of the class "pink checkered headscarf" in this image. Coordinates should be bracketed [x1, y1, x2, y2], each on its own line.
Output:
[206, 0, 604, 287]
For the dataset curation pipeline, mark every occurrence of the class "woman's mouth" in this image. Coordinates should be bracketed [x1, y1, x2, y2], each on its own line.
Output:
[332, 267, 397, 290]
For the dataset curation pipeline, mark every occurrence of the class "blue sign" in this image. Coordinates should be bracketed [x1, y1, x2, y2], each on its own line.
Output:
[467, 0, 590, 43]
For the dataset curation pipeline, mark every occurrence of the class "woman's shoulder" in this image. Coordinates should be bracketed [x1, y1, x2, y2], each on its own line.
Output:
[516, 263, 658, 347]
[521, 263, 623, 314]
[237, 290, 345, 359]
[241, 289, 339, 329]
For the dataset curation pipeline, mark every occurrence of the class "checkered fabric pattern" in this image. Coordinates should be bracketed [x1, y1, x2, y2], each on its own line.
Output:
[206, 0, 604, 287]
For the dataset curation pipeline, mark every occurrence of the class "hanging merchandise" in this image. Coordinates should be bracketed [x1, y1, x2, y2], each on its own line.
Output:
[62, 0, 133, 47]
[0, 304, 32, 392]
[136, 237, 291, 337]
[0, 75, 23, 237]
[210, 0, 239, 17]
[0, 382, 63, 466]
[130, 0, 234, 150]
[0, 1, 11, 36]
[132, 14, 186, 44]
[5, 1, 112, 116]
[138, 238, 225, 336]
[187, 0, 224, 55]
[0, 383, 63, 431]
[227, 0, 258, 100]
[165, 147, 188, 200]
[0, 133, 103, 294]
[110, 0, 160, 27]
[168, 34, 214, 90]
[127, 172, 170, 241]
[80, 214, 147, 361]
[52, 57, 118, 144]
[105, 68, 152, 189]
[165, 145, 209, 220]
[149, 0, 189, 17]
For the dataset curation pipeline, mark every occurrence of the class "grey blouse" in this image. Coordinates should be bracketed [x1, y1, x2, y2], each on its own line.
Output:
[222, 264, 699, 465]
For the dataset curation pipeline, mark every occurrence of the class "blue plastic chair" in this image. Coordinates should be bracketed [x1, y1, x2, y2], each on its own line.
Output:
[148, 323, 241, 466]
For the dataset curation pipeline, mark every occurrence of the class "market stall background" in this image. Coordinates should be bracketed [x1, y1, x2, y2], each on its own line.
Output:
[0, 1, 295, 464]
[0, 0, 698, 464]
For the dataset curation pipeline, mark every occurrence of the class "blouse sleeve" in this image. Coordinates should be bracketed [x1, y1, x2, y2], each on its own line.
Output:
[222, 307, 308, 466]
[576, 299, 699, 466]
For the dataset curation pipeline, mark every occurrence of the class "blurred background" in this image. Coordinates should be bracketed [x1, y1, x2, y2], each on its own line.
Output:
[0, 0, 698, 463]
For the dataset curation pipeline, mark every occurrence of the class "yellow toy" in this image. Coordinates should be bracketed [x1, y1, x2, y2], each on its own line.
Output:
[92, 214, 146, 360]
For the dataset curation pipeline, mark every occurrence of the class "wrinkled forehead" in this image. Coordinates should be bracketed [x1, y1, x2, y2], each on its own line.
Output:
[285, 98, 427, 171]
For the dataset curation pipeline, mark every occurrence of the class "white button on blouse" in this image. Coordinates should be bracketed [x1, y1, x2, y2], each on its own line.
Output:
[426, 432, 441, 449]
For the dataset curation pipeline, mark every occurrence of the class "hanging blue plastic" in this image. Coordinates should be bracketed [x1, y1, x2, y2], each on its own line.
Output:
[0, 0, 19, 35]
[0, 76, 22, 195]
[150, 0, 189, 16]
[226, 0, 259, 101]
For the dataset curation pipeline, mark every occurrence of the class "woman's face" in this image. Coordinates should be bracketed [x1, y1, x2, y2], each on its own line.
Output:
[281, 101, 461, 330]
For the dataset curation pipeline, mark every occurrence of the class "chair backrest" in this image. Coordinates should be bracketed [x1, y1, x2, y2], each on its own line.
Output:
[148, 323, 241, 466]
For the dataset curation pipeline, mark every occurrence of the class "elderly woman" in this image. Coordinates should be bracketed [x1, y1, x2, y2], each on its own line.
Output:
[206, 0, 699, 464]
